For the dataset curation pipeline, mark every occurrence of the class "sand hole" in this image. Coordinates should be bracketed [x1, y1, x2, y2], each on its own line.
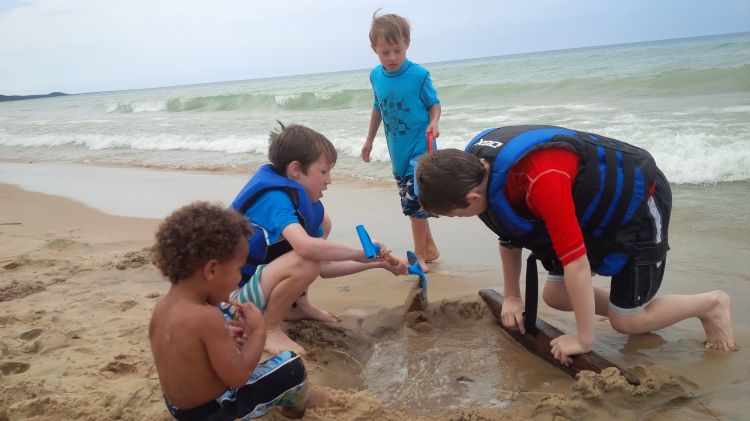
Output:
[1, 361, 30, 375]
[290, 300, 569, 415]
[362, 323, 515, 413]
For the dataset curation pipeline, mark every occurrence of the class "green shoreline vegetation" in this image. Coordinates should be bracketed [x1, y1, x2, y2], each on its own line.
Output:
[0, 92, 68, 102]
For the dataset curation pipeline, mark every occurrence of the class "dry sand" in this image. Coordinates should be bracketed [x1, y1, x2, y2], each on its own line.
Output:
[1, 163, 748, 420]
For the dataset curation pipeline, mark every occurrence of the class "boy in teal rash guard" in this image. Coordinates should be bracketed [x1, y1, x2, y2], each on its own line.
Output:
[361, 10, 442, 273]
[229, 123, 407, 356]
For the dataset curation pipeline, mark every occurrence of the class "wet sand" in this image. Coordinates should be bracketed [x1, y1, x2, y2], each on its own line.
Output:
[1, 162, 748, 420]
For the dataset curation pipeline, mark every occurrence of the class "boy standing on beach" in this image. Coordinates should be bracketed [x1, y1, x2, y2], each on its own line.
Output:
[149, 202, 325, 420]
[361, 11, 441, 272]
[229, 123, 407, 355]
[416, 125, 736, 364]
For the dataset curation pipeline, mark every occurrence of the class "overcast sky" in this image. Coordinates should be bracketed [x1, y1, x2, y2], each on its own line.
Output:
[1, 0, 748, 95]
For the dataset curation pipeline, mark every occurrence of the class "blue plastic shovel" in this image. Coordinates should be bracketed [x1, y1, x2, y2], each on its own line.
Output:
[406, 250, 428, 302]
[357, 224, 428, 308]
[356, 224, 400, 265]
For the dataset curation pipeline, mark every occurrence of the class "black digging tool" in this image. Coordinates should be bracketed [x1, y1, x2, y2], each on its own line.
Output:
[479, 253, 640, 385]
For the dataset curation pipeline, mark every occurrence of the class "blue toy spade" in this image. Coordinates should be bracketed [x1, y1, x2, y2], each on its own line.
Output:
[355, 224, 401, 267]
[356, 224, 428, 311]
[406, 250, 427, 301]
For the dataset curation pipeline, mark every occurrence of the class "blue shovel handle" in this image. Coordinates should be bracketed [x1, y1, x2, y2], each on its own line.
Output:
[407, 250, 428, 301]
[356, 225, 402, 267]
[356, 224, 380, 258]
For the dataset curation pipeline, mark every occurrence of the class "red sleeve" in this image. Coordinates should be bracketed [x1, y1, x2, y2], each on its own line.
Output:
[527, 170, 586, 265]
[507, 149, 586, 266]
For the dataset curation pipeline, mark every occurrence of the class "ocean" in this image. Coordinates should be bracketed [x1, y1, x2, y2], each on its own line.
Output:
[1, 32, 748, 185]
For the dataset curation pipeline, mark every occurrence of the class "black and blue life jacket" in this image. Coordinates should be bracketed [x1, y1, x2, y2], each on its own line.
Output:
[230, 164, 325, 286]
[466, 125, 666, 277]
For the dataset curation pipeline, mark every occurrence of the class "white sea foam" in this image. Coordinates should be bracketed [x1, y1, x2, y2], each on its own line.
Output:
[0, 133, 270, 155]
[1, 33, 747, 184]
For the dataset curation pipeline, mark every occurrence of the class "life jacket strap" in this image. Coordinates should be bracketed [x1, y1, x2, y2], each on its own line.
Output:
[524, 252, 540, 335]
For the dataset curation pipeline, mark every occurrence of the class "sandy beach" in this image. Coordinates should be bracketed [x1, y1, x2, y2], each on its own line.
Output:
[1, 162, 749, 420]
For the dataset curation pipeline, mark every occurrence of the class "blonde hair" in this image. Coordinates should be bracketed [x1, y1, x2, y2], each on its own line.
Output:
[369, 9, 410, 46]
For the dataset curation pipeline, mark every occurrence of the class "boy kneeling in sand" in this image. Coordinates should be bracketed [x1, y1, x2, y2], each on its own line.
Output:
[226, 122, 407, 355]
[149, 202, 325, 420]
[416, 125, 736, 365]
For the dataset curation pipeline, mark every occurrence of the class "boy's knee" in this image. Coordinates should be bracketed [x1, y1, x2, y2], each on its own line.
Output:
[542, 282, 569, 310]
[608, 312, 641, 334]
[609, 317, 631, 334]
[291, 257, 320, 282]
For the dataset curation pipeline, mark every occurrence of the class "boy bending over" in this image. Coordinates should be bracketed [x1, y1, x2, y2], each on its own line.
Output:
[416, 125, 736, 365]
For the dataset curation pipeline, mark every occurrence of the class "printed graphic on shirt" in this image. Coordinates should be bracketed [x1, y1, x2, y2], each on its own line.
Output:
[381, 91, 411, 139]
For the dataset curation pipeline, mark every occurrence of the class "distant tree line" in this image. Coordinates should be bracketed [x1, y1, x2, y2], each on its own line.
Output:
[0, 92, 68, 102]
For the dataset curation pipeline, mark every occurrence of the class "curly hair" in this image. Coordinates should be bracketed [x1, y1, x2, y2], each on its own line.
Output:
[152, 202, 252, 284]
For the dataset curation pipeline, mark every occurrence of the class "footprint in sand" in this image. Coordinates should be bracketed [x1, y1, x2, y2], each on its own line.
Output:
[19, 328, 43, 341]
[115, 248, 152, 270]
[46, 238, 78, 251]
[119, 300, 138, 311]
[3, 257, 29, 270]
[0, 280, 46, 301]
[101, 355, 138, 378]
[1, 361, 30, 375]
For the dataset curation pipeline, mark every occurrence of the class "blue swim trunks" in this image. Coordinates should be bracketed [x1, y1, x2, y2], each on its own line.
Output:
[164, 351, 306, 421]
[395, 174, 429, 219]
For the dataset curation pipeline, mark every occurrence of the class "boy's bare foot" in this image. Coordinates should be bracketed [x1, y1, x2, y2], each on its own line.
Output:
[280, 385, 330, 418]
[265, 327, 306, 355]
[280, 406, 305, 419]
[418, 256, 430, 273]
[284, 300, 340, 323]
[304, 386, 329, 408]
[425, 247, 440, 263]
[700, 291, 737, 351]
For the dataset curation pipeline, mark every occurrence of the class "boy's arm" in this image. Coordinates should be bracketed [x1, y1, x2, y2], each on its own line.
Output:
[426, 103, 441, 138]
[499, 245, 526, 333]
[522, 154, 594, 363]
[320, 257, 407, 278]
[361, 109, 382, 163]
[283, 223, 408, 274]
[551, 255, 594, 365]
[282, 223, 369, 263]
[201, 306, 266, 388]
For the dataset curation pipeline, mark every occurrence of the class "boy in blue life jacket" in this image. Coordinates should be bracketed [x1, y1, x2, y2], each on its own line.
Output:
[361, 11, 441, 273]
[229, 122, 407, 355]
[150, 202, 326, 421]
[416, 125, 736, 365]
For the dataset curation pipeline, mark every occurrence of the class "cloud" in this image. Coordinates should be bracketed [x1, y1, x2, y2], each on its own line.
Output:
[1, 0, 748, 94]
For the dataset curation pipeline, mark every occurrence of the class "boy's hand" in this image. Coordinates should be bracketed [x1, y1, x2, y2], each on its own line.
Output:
[234, 301, 265, 333]
[550, 334, 592, 366]
[426, 123, 440, 139]
[227, 324, 247, 346]
[383, 255, 408, 275]
[361, 140, 373, 163]
[500, 295, 526, 334]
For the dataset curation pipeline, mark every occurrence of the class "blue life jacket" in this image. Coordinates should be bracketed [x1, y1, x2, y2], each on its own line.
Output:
[466, 125, 667, 276]
[231, 164, 325, 285]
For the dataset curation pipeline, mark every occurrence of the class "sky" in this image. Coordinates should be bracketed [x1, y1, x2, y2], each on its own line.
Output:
[1, 0, 748, 95]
